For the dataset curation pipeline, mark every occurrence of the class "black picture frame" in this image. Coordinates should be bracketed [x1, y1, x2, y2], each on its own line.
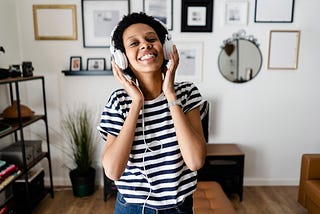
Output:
[254, 0, 295, 23]
[181, 0, 213, 32]
[87, 58, 106, 71]
[82, 0, 130, 48]
[70, 56, 82, 71]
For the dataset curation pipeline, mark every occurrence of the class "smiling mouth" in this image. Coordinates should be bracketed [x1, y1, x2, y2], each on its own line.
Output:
[139, 53, 156, 61]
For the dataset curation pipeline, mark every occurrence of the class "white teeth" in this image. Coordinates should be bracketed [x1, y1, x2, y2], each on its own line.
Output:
[140, 54, 154, 60]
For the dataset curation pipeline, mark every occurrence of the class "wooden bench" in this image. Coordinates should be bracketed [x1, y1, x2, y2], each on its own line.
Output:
[193, 181, 236, 214]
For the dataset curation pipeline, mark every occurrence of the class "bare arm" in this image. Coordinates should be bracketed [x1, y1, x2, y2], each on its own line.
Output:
[169, 105, 207, 171]
[102, 61, 143, 180]
[162, 46, 206, 171]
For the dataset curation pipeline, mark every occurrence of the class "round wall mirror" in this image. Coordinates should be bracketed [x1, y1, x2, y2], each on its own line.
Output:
[218, 31, 262, 83]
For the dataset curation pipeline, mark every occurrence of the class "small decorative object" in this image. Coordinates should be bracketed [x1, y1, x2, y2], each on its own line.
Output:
[8, 65, 21, 77]
[62, 106, 96, 197]
[0, 46, 5, 53]
[87, 58, 105, 71]
[2, 101, 35, 119]
[0, 68, 9, 80]
[70, 56, 82, 71]
[22, 61, 34, 77]
[181, 0, 213, 32]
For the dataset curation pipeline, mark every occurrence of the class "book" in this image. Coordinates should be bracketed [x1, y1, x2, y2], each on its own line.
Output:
[0, 170, 21, 191]
[0, 164, 18, 182]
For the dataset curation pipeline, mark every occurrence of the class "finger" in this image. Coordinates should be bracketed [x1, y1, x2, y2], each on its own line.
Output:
[112, 61, 127, 83]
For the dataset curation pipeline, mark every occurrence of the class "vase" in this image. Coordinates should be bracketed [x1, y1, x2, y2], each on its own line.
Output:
[69, 167, 96, 197]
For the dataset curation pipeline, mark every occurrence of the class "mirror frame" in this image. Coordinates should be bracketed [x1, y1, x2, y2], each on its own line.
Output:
[218, 30, 263, 83]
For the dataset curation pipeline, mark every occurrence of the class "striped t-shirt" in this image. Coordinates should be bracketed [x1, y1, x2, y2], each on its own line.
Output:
[98, 81, 208, 210]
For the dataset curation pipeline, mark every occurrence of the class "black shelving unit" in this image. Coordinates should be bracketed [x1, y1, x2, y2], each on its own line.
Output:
[0, 76, 54, 213]
[62, 70, 113, 76]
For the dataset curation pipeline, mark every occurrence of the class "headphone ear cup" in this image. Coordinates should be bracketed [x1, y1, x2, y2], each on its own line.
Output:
[163, 34, 174, 60]
[113, 49, 128, 70]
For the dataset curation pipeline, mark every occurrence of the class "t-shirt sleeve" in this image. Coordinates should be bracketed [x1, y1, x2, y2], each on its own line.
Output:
[180, 82, 208, 119]
[97, 91, 126, 142]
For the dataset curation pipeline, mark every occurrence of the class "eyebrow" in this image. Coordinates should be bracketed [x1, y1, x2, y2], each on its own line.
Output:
[125, 31, 157, 41]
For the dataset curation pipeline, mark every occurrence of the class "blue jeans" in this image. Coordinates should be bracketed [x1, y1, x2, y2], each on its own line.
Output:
[114, 192, 193, 214]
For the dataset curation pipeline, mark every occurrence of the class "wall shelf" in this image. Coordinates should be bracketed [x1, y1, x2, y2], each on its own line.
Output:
[62, 70, 113, 76]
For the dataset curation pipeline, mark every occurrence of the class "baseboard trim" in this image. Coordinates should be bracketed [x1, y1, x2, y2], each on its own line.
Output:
[45, 177, 300, 187]
[244, 178, 300, 186]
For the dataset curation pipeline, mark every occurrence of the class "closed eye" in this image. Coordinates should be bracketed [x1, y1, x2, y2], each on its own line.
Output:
[128, 41, 139, 47]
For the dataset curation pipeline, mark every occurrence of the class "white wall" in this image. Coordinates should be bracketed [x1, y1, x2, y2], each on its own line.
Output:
[1, 0, 320, 186]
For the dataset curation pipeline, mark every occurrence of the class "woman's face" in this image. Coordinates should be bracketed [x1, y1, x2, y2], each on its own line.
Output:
[122, 23, 164, 76]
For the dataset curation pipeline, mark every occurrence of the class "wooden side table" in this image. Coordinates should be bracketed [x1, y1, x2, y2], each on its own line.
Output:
[197, 143, 245, 201]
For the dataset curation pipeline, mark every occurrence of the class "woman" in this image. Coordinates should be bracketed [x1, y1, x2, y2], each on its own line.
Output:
[98, 12, 208, 214]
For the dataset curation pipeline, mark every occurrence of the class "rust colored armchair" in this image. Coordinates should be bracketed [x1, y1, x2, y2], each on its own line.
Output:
[298, 154, 320, 213]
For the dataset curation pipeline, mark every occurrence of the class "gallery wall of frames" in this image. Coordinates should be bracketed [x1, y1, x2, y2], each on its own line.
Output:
[30, 0, 298, 80]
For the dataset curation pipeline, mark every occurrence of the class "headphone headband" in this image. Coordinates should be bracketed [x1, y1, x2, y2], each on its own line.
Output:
[109, 16, 173, 70]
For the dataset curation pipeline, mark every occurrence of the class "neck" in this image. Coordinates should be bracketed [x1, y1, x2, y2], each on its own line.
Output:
[137, 74, 162, 100]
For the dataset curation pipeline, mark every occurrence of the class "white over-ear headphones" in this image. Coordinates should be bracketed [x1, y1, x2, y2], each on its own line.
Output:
[109, 18, 174, 70]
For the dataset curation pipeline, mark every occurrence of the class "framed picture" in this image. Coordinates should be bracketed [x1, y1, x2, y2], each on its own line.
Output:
[254, 0, 295, 23]
[87, 58, 106, 70]
[175, 41, 203, 82]
[33, 4, 77, 40]
[82, 0, 130, 48]
[181, 0, 214, 32]
[268, 30, 300, 70]
[224, 1, 248, 25]
[143, 0, 173, 30]
[70, 56, 82, 71]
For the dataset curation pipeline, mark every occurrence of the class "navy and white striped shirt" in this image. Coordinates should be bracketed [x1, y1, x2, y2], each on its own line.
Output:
[98, 81, 208, 210]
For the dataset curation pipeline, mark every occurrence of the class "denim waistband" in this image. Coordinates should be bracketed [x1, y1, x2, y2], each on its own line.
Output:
[115, 192, 194, 214]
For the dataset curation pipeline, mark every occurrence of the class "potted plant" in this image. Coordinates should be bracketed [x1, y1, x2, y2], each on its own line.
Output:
[62, 106, 96, 197]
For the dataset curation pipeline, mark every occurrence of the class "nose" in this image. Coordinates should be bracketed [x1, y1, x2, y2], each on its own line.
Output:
[140, 41, 152, 50]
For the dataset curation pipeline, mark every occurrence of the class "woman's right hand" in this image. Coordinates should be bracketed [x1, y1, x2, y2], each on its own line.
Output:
[111, 60, 144, 108]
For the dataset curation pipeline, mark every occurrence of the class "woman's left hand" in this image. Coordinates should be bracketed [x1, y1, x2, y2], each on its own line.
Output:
[162, 45, 179, 100]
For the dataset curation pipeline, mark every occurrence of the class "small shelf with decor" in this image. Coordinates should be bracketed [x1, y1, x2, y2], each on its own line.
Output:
[0, 76, 54, 214]
[62, 70, 113, 76]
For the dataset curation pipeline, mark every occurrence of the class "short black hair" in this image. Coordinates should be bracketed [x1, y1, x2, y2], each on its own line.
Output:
[111, 12, 169, 74]
[112, 12, 168, 52]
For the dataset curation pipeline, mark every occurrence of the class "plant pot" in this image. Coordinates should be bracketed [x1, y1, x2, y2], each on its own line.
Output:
[69, 167, 96, 197]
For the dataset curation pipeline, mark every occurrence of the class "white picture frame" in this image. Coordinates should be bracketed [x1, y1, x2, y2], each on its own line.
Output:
[224, 1, 248, 25]
[175, 41, 203, 83]
[143, 0, 173, 30]
[268, 30, 300, 70]
[82, 0, 129, 47]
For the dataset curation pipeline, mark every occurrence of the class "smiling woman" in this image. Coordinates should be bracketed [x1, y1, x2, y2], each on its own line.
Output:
[99, 12, 208, 213]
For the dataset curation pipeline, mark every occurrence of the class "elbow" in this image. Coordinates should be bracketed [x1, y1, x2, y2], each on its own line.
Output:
[103, 167, 122, 181]
[102, 160, 123, 181]
[187, 158, 205, 171]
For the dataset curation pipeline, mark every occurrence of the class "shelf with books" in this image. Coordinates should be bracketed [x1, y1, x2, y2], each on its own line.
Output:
[0, 76, 54, 214]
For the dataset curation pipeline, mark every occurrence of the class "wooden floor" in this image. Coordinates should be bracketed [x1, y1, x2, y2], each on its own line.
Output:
[33, 186, 307, 214]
